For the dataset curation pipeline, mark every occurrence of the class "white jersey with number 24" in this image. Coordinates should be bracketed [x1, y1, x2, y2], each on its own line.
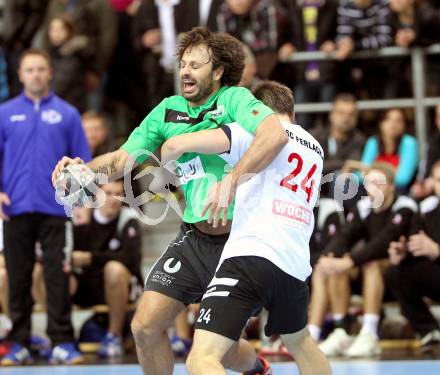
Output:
[220, 121, 324, 281]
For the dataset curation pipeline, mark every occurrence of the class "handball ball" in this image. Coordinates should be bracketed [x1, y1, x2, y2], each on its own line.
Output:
[56, 164, 97, 207]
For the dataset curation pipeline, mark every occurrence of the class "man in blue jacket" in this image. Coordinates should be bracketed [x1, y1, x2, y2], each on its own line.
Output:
[0, 48, 91, 365]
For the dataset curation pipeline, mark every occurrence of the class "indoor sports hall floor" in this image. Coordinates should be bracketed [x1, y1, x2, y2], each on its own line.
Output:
[2, 361, 440, 374]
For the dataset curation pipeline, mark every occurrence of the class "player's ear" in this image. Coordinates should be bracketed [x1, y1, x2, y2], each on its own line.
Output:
[213, 66, 224, 82]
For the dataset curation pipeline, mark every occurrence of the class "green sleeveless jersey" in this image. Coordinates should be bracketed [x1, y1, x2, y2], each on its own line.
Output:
[121, 86, 273, 223]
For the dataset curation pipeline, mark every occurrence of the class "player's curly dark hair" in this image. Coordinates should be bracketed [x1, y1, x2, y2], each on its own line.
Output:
[177, 27, 245, 87]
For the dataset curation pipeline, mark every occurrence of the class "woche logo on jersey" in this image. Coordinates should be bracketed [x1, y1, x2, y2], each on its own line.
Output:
[272, 199, 312, 225]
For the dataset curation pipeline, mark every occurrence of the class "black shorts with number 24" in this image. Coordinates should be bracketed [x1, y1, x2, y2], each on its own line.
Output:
[195, 256, 309, 341]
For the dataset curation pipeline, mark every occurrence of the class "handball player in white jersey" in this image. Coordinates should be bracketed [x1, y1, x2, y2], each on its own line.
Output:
[161, 81, 332, 375]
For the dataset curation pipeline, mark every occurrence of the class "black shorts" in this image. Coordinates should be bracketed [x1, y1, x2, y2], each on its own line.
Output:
[144, 222, 229, 305]
[195, 256, 309, 341]
[72, 272, 143, 307]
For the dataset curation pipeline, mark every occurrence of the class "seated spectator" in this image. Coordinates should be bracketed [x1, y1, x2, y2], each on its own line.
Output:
[47, 15, 91, 113]
[315, 163, 417, 357]
[411, 104, 440, 199]
[335, 0, 393, 98]
[278, 0, 338, 129]
[361, 108, 419, 193]
[81, 111, 113, 157]
[213, 0, 285, 78]
[308, 198, 345, 342]
[72, 180, 143, 358]
[386, 160, 440, 350]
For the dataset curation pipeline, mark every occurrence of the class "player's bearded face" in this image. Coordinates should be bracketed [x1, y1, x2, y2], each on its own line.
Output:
[179, 44, 219, 106]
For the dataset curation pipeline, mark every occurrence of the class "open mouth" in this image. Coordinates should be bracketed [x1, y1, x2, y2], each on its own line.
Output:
[182, 80, 197, 94]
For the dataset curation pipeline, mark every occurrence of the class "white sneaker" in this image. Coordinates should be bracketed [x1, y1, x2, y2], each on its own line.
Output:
[344, 331, 381, 357]
[319, 328, 353, 357]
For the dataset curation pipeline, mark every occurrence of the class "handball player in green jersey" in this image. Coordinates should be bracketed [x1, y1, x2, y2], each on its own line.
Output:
[53, 27, 287, 375]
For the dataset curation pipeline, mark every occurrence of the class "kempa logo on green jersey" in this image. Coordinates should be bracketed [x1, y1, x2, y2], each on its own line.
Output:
[208, 105, 225, 118]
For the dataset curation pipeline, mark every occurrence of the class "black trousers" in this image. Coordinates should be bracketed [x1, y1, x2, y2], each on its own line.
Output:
[386, 259, 440, 336]
[4, 214, 74, 347]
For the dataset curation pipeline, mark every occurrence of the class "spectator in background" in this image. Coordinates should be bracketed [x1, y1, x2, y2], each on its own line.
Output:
[72, 180, 142, 358]
[238, 44, 262, 90]
[82, 112, 113, 157]
[307, 198, 345, 343]
[0, 47, 8, 102]
[277, 0, 338, 129]
[47, 15, 91, 113]
[0, 49, 90, 366]
[213, 0, 285, 79]
[412, 104, 440, 199]
[42, 0, 117, 107]
[311, 93, 364, 206]
[384, 0, 440, 98]
[105, 0, 147, 128]
[317, 163, 417, 357]
[3, 0, 50, 96]
[361, 108, 419, 193]
[0, 0, 5, 38]
[335, 0, 393, 98]
[386, 160, 440, 350]
[335, 0, 392, 59]
[133, 0, 200, 111]
[312, 94, 363, 177]
[389, 0, 440, 47]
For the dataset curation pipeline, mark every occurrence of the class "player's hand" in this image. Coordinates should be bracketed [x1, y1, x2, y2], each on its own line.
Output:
[0, 192, 11, 221]
[52, 156, 85, 187]
[202, 174, 236, 228]
[72, 251, 92, 267]
[408, 231, 440, 260]
[388, 236, 407, 265]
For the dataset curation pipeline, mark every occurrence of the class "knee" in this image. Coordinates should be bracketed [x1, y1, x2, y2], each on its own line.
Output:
[282, 327, 308, 353]
[131, 309, 159, 343]
[186, 351, 198, 374]
[0, 266, 7, 286]
[104, 261, 129, 286]
[186, 351, 216, 374]
[311, 269, 327, 286]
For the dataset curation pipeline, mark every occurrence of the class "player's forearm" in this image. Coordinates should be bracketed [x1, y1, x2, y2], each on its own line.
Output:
[161, 129, 230, 164]
[161, 139, 186, 164]
[87, 149, 130, 182]
[230, 115, 288, 186]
